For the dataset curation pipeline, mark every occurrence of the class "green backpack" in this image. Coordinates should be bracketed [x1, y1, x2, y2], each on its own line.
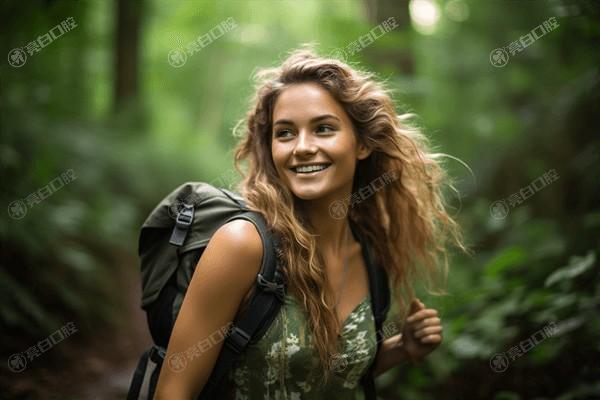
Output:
[126, 182, 390, 400]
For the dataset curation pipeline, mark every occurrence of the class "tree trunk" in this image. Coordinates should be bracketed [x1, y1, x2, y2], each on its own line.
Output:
[114, 0, 143, 112]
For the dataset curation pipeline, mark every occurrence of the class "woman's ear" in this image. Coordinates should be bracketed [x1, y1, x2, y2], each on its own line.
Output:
[357, 141, 373, 161]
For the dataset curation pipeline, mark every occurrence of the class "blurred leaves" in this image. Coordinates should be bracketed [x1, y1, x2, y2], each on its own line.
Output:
[545, 251, 595, 287]
[1, 0, 599, 398]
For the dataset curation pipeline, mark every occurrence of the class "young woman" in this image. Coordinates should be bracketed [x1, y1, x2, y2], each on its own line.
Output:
[155, 44, 466, 399]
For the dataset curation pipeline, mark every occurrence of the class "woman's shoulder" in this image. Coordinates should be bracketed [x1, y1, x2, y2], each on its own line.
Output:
[214, 218, 263, 257]
[212, 219, 264, 317]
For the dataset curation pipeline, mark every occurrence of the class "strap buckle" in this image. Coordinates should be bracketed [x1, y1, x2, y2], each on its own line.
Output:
[169, 204, 194, 246]
[256, 273, 286, 302]
[149, 345, 166, 363]
[225, 325, 251, 354]
[175, 204, 194, 228]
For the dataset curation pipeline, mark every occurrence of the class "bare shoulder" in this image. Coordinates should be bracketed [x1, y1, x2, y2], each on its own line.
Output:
[212, 218, 264, 314]
[153, 218, 264, 398]
[211, 218, 263, 267]
[215, 218, 262, 249]
[204, 218, 264, 303]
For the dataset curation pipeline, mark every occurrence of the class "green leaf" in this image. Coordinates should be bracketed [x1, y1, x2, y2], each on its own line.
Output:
[485, 246, 528, 277]
[544, 251, 596, 287]
[449, 334, 490, 358]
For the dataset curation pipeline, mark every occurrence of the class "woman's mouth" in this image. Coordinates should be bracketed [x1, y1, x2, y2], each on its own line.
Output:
[289, 163, 332, 175]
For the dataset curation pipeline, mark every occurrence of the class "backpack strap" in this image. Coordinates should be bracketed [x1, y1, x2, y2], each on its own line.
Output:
[198, 208, 286, 399]
[350, 220, 391, 400]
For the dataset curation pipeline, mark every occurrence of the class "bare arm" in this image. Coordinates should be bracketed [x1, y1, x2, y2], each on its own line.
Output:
[374, 298, 443, 377]
[373, 333, 414, 377]
[154, 219, 263, 399]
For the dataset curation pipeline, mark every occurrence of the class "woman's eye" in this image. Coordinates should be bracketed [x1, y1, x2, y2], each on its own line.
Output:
[275, 130, 292, 138]
[275, 125, 334, 138]
[317, 125, 335, 133]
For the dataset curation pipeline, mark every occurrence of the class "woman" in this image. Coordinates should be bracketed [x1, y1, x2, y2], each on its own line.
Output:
[155, 44, 466, 399]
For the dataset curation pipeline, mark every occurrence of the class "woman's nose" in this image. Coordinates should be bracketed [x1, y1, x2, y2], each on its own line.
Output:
[293, 131, 318, 156]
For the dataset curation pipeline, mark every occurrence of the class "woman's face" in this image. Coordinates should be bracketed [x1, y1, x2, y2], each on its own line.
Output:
[270, 82, 371, 202]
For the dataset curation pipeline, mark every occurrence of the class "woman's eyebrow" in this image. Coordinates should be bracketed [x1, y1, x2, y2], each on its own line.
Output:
[273, 114, 340, 126]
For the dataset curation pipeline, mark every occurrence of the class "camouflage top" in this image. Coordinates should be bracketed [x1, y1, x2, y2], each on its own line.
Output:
[225, 292, 377, 399]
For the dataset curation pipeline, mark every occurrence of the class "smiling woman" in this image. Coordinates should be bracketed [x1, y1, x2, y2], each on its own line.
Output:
[154, 43, 468, 400]
[230, 43, 466, 398]
[271, 82, 372, 204]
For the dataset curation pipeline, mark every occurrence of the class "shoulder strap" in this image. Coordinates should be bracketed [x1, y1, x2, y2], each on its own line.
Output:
[350, 220, 391, 400]
[198, 207, 286, 399]
[201, 210, 388, 399]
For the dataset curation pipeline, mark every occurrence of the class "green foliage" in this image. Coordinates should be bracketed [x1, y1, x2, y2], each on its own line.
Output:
[1, 0, 599, 398]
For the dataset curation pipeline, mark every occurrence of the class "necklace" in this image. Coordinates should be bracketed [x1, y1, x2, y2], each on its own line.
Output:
[334, 222, 351, 308]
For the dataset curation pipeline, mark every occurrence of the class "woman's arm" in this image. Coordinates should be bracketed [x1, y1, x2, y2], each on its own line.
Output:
[373, 298, 443, 377]
[373, 333, 411, 377]
[153, 219, 264, 399]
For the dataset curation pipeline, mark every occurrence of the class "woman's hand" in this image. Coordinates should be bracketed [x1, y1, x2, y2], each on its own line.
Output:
[402, 298, 443, 363]
[373, 298, 443, 376]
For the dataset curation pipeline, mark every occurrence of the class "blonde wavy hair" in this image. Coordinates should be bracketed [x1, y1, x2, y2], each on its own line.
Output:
[232, 44, 468, 383]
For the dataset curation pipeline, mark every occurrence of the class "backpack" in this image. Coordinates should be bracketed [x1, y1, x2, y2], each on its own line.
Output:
[126, 181, 391, 400]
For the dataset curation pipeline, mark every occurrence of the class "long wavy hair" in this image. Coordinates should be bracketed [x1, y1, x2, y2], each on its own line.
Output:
[232, 44, 468, 383]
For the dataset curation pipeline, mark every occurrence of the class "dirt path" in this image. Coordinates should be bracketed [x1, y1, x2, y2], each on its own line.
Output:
[2, 254, 153, 400]
[74, 263, 153, 400]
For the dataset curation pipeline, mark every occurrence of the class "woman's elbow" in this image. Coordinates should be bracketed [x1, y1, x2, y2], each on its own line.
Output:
[154, 377, 195, 400]
[154, 389, 193, 400]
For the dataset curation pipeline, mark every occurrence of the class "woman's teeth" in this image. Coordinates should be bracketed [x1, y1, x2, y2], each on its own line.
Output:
[293, 164, 331, 174]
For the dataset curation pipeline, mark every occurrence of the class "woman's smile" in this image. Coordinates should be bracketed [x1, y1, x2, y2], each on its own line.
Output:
[289, 163, 332, 177]
[271, 82, 372, 201]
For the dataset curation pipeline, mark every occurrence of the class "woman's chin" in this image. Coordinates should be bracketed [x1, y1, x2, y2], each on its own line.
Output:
[290, 187, 329, 201]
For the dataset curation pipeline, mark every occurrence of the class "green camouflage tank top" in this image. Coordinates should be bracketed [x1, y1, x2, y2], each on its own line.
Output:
[224, 291, 377, 399]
